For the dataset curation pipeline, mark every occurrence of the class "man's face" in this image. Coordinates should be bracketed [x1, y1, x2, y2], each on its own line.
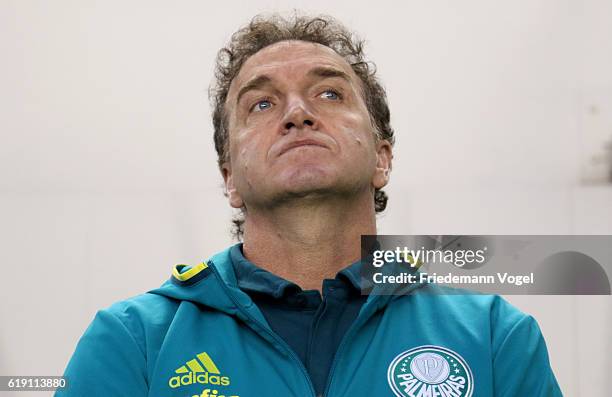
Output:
[222, 40, 392, 210]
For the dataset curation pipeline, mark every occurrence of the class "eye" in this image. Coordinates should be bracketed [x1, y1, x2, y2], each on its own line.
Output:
[320, 89, 342, 100]
[251, 99, 273, 113]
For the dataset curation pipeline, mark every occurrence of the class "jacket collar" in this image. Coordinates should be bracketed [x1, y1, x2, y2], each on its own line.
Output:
[149, 244, 427, 332]
[230, 243, 363, 298]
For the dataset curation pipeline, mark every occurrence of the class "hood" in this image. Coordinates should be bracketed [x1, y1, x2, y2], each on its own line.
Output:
[150, 244, 427, 314]
[149, 247, 270, 324]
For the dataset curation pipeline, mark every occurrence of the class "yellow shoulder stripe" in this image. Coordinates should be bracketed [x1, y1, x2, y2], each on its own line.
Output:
[172, 262, 208, 281]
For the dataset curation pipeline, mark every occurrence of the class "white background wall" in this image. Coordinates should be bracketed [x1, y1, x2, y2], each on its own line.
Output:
[1, 1, 611, 396]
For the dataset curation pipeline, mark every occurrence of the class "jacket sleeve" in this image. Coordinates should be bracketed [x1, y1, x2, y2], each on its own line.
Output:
[55, 309, 148, 396]
[491, 301, 563, 396]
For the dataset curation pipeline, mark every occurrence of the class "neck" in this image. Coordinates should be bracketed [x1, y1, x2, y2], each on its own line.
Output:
[241, 192, 377, 292]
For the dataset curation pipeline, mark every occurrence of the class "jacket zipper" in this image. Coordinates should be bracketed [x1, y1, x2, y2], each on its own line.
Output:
[208, 261, 317, 397]
[321, 293, 383, 397]
[321, 274, 425, 396]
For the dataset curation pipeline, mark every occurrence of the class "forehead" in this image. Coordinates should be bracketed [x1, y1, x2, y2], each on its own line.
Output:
[228, 40, 359, 99]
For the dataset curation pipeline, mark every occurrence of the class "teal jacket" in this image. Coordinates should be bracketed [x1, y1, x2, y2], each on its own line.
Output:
[57, 246, 562, 397]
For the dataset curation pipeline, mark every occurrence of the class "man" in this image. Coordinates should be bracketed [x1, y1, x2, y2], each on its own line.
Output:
[58, 14, 562, 397]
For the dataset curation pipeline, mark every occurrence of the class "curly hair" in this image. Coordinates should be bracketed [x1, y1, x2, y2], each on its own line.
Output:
[209, 13, 395, 241]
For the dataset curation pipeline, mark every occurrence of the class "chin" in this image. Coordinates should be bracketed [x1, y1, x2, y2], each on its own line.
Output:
[276, 167, 337, 197]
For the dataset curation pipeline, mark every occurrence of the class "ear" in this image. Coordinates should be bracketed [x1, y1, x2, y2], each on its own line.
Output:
[372, 140, 393, 189]
[221, 162, 245, 209]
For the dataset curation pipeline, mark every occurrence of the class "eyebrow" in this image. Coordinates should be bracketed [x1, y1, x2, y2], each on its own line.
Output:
[307, 66, 352, 83]
[236, 75, 272, 106]
[235, 66, 352, 105]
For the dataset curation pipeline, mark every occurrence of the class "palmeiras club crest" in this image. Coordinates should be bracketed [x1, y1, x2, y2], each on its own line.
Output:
[387, 345, 474, 397]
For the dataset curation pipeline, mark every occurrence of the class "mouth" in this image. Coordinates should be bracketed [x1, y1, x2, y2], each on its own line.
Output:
[279, 139, 329, 156]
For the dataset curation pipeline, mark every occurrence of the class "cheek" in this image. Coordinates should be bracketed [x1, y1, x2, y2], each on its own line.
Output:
[333, 112, 374, 152]
[330, 114, 379, 174]
[230, 128, 269, 173]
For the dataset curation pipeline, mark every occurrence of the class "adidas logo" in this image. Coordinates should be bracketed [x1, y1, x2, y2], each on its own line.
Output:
[168, 352, 231, 388]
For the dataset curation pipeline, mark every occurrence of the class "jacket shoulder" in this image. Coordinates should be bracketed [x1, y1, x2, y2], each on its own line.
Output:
[98, 291, 181, 353]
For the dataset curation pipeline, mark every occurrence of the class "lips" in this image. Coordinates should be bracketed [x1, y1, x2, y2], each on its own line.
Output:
[278, 139, 329, 156]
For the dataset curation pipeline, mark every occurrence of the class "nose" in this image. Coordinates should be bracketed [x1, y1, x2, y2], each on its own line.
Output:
[281, 96, 317, 133]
